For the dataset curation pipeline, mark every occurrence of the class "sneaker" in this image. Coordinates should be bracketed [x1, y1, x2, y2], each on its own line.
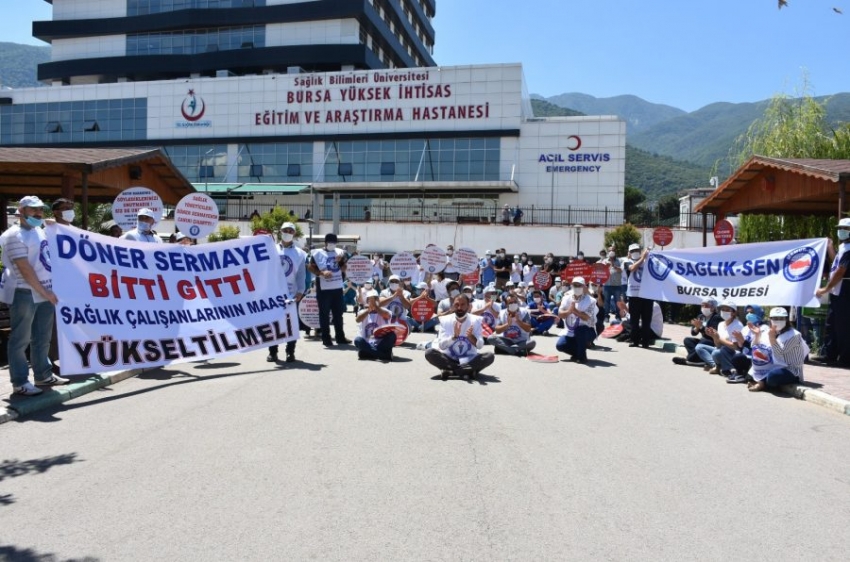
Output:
[336, 338, 352, 345]
[35, 374, 70, 386]
[686, 361, 705, 367]
[726, 373, 748, 384]
[440, 369, 450, 381]
[285, 352, 296, 363]
[266, 353, 278, 363]
[13, 382, 43, 396]
[415, 342, 428, 351]
[672, 357, 687, 365]
[708, 366, 720, 375]
[323, 340, 334, 348]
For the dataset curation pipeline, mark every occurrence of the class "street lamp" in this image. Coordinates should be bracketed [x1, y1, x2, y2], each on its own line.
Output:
[202, 148, 214, 192]
[575, 224, 583, 257]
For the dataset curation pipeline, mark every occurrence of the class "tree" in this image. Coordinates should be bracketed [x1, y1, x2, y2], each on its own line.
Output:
[624, 185, 646, 223]
[657, 193, 681, 222]
[729, 82, 850, 242]
[207, 225, 241, 242]
[604, 223, 641, 256]
[250, 206, 303, 239]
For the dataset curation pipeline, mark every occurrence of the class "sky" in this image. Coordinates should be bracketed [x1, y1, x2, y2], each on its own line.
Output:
[2, 0, 848, 112]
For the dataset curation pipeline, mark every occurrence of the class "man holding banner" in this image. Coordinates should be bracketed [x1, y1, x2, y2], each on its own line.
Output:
[626, 243, 654, 348]
[814, 219, 850, 367]
[267, 222, 306, 363]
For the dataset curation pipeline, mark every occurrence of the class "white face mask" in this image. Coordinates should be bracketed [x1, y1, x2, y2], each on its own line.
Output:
[137, 220, 152, 233]
[630, 252, 640, 260]
[61, 210, 75, 222]
[772, 320, 786, 330]
[447, 251, 454, 256]
[608, 252, 615, 258]
[700, 307, 712, 317]
[449, 289, 460, 298]
[720, 311, 732, 321]
[281, 232, 294, 243]
[326, 243, 336, 251]
[838, 230, 850, 241]
[534, 297, 542, 303]
[508, 303, 519, 312]
[572, 287, 584, 296]
[389, 283, 399, 292]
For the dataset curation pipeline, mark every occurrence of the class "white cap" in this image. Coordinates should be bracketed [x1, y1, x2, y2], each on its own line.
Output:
[513, 255, 519, 259]
[839, 218, 850, 228]
[366, 290, 379, 298]
[628, 243, 641, 252]
[554, 277, 561, 282]
[175, 232, 187, 241]
[719, 299, 737, 310]
[388, 274, 400, 282]
[506, 281, 515, 287]
[18, 196, 48, 209]
[485, 250, 491, 255]
[416, 282, 428, 289]
[280, 222, 296, 231]
[518, 281, 527, 288]
[572, 276, 586, 286]
[769, 307, 789, 318]
[484, 284, 498, 294]
[137, 208, 156, 219]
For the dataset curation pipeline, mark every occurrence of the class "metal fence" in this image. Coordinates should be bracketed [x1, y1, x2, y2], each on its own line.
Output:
[209, 200, 715, 231]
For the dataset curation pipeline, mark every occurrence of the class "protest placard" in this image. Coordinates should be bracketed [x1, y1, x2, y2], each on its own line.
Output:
[345, 255, 373, 284]
[174, 192, 220, 239]
[420, 245, 447, 273]
[390, 251, 419, 278]
[451, 247, 479, 275]
[112, 187, 164, 232]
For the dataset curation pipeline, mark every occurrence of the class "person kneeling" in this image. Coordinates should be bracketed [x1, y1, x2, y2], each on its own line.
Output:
[487, 294, 536, 357]
[555, 277, 597, 363]
[354, 290, 396, 362]
[425, 294, 495, 380]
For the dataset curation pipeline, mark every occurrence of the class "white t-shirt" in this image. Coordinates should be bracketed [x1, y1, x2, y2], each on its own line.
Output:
[497, 307, 531, 342]
[120, 228, 163, 244]
[0, 224, 52, 299]
[311, 247, 345, 290]
[558, 292, 596, 337]
[359, 309, 391, 342]
[379, 287, 411, 319]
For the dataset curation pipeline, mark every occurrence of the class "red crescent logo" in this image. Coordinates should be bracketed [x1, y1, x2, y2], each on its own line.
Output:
[567, 135, 582, 151]
[181, 95, 206, 122]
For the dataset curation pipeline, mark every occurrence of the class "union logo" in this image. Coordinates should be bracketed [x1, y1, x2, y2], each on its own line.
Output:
[647, 254, 673, 281]
[782, 246, 819, 283]
[181, 89, 206, 122]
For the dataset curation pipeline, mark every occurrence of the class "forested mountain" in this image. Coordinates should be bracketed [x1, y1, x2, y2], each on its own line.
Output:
[536, 93, 686, 133]
[0, 42, 50, 89]
[530, 98, 711, 199]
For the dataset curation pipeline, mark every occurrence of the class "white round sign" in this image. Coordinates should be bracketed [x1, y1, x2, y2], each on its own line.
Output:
[112, 187, 164, 232]
[390, 252, 419, 279]
[174, 192, 220, 239]
[420, 245, 447, 273]
[451, 247, 479, 275]
[298, 294, 326, 330]
[345, 255, 373, 285]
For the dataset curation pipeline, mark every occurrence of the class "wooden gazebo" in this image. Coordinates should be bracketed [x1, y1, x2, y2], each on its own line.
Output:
[0, 147, 195, 230]
[695, 156, 850, 219]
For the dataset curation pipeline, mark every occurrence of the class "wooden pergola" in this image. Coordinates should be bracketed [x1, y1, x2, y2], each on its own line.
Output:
[695, 156, 850, 219]
[0, 147, 195, 231]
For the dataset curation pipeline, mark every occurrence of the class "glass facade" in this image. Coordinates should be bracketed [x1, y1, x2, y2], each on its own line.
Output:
[127, 26, 266, 56]
[236, 143, 313, 183]
[127, 0, 267, 16]
[322, 138, 500, 182]
[0, 99, 147, 145]
[163, 144, 228, 183]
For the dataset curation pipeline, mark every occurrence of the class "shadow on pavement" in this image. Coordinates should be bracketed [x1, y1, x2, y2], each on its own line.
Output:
[0, 452, 83, 508]
[0, 544, 100, 562]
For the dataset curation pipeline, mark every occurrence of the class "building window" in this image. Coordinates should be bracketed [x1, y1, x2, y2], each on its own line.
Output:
[249, 164, 263, 177]
[287, 164, 301, 177]
[380, 162, 395, 176]
[127, 26, 266, 57]
[338, 163, 353, 176]
[128, 0, 266, 16]
[45, 122, 63, 133]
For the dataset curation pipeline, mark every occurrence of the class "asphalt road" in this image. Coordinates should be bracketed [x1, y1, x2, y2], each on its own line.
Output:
[2, 318, 850, 562]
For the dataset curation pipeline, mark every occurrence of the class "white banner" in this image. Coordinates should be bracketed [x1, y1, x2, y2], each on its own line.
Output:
[48, 224, 298, 375]
[638, 238, 828, 307]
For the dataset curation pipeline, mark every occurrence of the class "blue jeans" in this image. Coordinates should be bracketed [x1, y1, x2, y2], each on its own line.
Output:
[603, 285, 623, 317]
[695, 343, 717, 367]
[764, 367, 800, 388]
[556, 326, 596, 361]
[711, 346, 737, 372]
[408, 315, 439, 332]
[8, 289, 55, 386]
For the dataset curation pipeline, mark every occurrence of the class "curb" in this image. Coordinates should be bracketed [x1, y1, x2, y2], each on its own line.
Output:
[670, 344, 850, 417]
[0, 368, 143, 425]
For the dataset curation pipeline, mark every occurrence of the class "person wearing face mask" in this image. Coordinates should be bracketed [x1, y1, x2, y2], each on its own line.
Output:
[726, 305, 767, 384]
[542, 253, 558, 274]
[673, 298, 722, 367]
[444, 245, 460, 281]
[0, 196, 68, 395]
[354, 290, 395, 362]
[486, 294, 536, 356]
[510, 255, 523, 284]
[425, 294, 495, 380]
[379, 274, 412, 323]
[472, 284, 502, 333]
[699, 300, 744, 375]
[266, 222, 307, 363]
[51, 198, 75, 226]
[493, 248, 511, 289]
[813, 217, 850, 367]
[555, 277, 597, 363]
[601, 249, 623, 321]
[528, 289, 556, 335]
[307, 232, 350, 347]
[480, 250, 496, 288]
[120, 208, 163, 243]
[408, 281, 438, 333]
[522, 258, 538, 285]
[624, 242, 654, 348]
[745, 307, 808, 392]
